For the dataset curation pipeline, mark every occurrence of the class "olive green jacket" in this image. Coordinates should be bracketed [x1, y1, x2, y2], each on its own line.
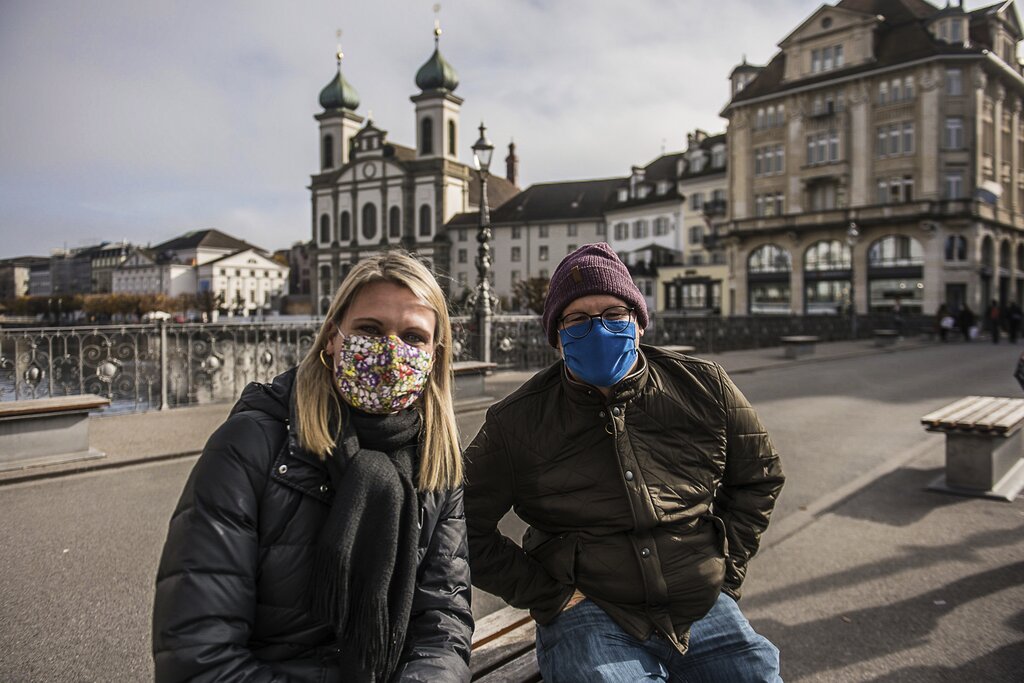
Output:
[463, 346, 784, 652]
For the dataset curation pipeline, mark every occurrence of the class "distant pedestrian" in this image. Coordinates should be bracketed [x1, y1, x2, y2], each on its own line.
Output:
[153, 251, 472, 682]
[892, 297, 904, 337]
[959, 304, 976, 342]
[936, 304, 954, 343]
[1008, 301, 1022, 343]
[988, 300, 1002, 344]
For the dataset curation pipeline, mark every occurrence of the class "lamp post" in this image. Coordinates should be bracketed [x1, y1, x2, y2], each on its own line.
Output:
[846, 221, 860, 339]
[472, 122, 495, 363]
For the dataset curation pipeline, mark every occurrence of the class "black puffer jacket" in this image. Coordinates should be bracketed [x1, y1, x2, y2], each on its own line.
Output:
[153, 369, 473, 682]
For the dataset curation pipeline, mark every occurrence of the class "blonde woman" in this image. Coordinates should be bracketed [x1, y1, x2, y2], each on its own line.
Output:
[153, 251, 471, 683]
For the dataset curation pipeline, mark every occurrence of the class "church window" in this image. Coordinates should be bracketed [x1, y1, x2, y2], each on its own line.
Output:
[322, 135, 334, 170]
[319, 214, 330, 244]
[340, 211, 351, 242]
[419, 204, 432, 237]
[448, 120, 457, 156]
[362, 203, 377, 241]
[421, 117, 434, 155]
[389, 206, 401, 238]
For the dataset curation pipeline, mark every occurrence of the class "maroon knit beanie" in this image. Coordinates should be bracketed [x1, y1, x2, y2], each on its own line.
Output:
[542, 242, 649, 347]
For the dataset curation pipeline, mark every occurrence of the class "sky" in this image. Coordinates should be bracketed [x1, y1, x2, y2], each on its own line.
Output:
[0, 0, 829, 260]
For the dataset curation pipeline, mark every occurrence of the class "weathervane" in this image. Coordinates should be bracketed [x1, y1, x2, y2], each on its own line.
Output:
[335, 28, 343, 64]
[433, 3, 442, 43]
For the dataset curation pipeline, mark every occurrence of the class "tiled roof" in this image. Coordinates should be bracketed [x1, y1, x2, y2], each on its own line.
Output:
[153, 229, 260, 254]
[490, 178, 623, 224]
[729, 0, 989, 107]
[468, 170, 520, 210]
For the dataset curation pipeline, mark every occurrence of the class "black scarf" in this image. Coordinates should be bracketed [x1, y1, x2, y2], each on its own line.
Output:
[310, 405, 421, 682]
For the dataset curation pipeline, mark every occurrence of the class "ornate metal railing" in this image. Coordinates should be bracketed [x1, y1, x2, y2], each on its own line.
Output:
[0, 323, 317, 413]
[1, 312, 930, 412]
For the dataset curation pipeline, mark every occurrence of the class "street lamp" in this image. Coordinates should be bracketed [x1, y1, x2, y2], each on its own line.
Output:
[472, 122, 495, 363]
[846, 221, 860, 339]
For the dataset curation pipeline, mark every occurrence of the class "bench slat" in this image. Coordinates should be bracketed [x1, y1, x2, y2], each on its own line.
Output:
[0, 395, 111, 418]
[920, 396, 986, 425]
[967, 400, 1023, 430]
[983, 403, 1024, 433]
[955, 397, 1013, 428]
[471, 607, 532, 647]
[470, 622, 536, 678]
[473, 650, 542, 683]
[926, 396, 999, 427]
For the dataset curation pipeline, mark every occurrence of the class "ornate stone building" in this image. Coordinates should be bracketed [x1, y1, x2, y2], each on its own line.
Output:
[309, 27, 516, 314]
[722, 0, 1024, 317]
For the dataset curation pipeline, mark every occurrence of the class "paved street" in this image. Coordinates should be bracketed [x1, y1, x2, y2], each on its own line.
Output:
[1, 340, 1022, 681]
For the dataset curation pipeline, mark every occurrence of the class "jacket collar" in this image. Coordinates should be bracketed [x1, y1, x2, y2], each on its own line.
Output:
[560, 350, 650, 406]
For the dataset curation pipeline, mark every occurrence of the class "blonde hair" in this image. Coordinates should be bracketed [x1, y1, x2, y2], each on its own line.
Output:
[295, 250, 462, 491]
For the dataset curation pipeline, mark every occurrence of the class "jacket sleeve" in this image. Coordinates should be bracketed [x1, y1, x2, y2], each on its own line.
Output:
[152, 414, 293, 683]
[712, 365, 785, 600]
[463, 409, 574, 617]
[395, 487, 473, 683]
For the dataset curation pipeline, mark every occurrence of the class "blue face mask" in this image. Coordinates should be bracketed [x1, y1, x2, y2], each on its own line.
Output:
[559, 321, 638, 388]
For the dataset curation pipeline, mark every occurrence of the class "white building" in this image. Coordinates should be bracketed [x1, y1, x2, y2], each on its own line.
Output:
[309, 28, 517, 314]
[113, 229, 289, 315]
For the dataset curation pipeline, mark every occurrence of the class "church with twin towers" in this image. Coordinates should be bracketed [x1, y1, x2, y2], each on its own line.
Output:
[309, 22, 520, 315]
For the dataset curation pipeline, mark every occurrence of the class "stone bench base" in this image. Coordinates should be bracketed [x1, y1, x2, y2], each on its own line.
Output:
[0, 396, 110, 472]
[873, 329, 899, 347]
[928, 429, 1024, 502]
[781, 336, 819, 359]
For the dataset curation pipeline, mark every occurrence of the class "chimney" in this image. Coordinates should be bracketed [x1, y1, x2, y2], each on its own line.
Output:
[505, 140, 519, 186]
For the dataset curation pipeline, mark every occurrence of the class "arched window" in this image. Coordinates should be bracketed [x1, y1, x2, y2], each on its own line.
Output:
[340, 211, 351, 242]
[448, 120, 457, 156]
[945, 235, 968, 261]
[748, 244, 792, 273]
[868, 235, 925, 313]
[322, 135, 334, 170]
[803, 239, 851, 271]
[421, 117, 434, 155]
[803, 240, 852, 315]
[747, 244, 792, 315]
[1000, 239, 1012, 270]
[319, 214, 331, 244]
[419, 204, 432, 237]
[1017, 243, 1024, 270]
[362, 203, 377, 241]
[389, 206, 401, 239]
[868, 235, 923, 267]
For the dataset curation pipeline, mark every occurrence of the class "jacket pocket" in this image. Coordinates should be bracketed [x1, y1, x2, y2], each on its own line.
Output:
[522, 527, 579, 585]
[705, 514, 729, 558]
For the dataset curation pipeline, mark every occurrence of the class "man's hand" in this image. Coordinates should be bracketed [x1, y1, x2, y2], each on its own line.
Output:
[562, 589, 586, 612]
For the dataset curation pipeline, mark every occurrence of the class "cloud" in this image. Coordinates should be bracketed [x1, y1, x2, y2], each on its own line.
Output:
[0, 0, 823, 259]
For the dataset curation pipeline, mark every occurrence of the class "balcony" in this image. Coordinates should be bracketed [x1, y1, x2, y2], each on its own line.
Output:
[703, 199, 728, 217]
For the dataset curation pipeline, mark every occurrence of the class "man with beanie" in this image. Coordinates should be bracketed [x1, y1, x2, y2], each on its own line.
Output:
[464, 243, 784, 682]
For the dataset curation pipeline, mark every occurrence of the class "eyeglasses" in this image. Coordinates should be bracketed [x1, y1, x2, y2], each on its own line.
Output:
[558, 306, 636, 339]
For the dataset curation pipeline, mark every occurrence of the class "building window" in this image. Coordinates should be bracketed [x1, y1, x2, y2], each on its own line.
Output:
[944, 172, 964, 199]
[511, 270, 520, 282]
[448, 120, 456, 156]
[389, 206, 401, 239]
[689, 225, 705, 245]
[511, 246, 521, 262]
[654, 217, 669, 236]
[418, 204, 432, 237]
[568, 223, 578, 236]
[457, 249, 467, 264]
[420, 117, 434, 155]
[322, 135, 334, 170]
[945, 235, 968, 261]
[878, 82, 888, 105]
[903, 122, 914, 155]
[614, 222, 628, 240]
[712, 146, 726, 167]
[510, 226, 521, 239]
[877, 176, 915, 204]
[340, 211, 351, 242]
[539, 225, 549, 238]
[539, 246, 549, 261]
[457, 272, 467, 287]
[597, 222, 607, 236]
[945, 117, 964, 149]
[361, 203, 377, 241]
[691, 192, 704, 211]
[632, 220, 648, 239]
[811, 45, 843, 74]
[319, 214, 331, 244]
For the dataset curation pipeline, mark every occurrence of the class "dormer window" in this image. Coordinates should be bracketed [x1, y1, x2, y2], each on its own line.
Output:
[811, 44, 844, 74]
[657, 180, 671, 195]
[712, 146, 726, 168]
[638, 186, 650, 199]
[618, 188, 628, 202]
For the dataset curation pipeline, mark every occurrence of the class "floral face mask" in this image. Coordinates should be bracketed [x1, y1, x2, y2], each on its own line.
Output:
[332, 334, 432, 414]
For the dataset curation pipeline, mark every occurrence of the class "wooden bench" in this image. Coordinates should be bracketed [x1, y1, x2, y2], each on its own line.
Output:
[873, 329, 900, 347]
[659, 345, 697, 355]
[921, 395, 1024, 501]
[471, 606, 540, 682]
[0, 395, 110, 472]
[780, 335, 819, 359]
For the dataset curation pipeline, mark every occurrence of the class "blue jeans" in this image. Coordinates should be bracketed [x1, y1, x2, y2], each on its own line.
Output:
[535, 593, 781, 682]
